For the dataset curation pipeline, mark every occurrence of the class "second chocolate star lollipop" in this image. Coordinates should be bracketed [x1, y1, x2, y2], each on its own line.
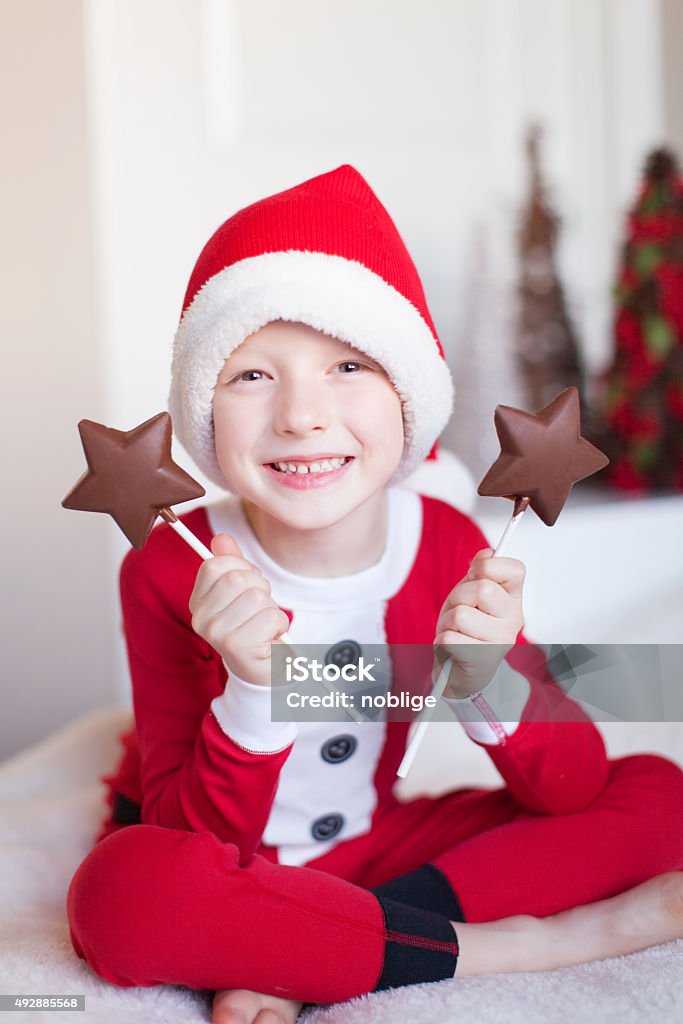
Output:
[477, 386, 609, 554]
[397, 386, 609, 779]
[479, 386, 608, 523]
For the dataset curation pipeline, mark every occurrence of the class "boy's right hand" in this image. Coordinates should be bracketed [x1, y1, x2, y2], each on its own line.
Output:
[189, 533, 289, 687]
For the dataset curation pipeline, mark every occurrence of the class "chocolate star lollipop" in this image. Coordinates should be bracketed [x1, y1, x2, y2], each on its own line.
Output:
[397, 386, 609, 780]
[62, 410, 306, 667]
[62, 412, 209, 551]
[478, 387, 609, 530]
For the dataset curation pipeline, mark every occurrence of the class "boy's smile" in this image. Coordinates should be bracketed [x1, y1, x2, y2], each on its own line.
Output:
[262, 455, 354, 489]
[211, 320, 404, 571]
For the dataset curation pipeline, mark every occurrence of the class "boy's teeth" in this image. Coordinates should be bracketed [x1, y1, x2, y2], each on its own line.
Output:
[273, 457, 348, 475]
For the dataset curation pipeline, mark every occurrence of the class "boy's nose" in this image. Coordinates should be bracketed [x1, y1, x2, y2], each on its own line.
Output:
[272, 381, 332, 435]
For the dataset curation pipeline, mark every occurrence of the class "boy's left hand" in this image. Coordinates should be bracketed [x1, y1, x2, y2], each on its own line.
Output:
[433, 548, 525, 699]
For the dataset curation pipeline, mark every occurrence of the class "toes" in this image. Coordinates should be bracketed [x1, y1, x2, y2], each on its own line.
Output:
[212, 991, 255, 1024]
[212, 1007, 248, 1024]
[211, 990, 297, 1024]
[212, 1006, 283, 1024]
[254, 1011, 285, 1024]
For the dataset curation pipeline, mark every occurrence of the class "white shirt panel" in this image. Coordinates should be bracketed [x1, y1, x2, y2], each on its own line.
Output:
[207, 488, 421, 865]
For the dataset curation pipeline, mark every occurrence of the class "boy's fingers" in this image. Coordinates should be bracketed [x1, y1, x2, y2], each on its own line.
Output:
[194, 572, 272, 621]
[231, 606, 291, 652]
[191, 552, 263, 603]
[439, 605, 512, 643]
[444, 579, 510, 618]
[465, 548, 494, 579]
[468, 552, 526, 597]
[211, 532, 243, 558]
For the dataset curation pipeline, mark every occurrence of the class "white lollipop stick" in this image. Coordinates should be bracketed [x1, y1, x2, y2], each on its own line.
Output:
[491, 497, 529, 557]
[159, 508, 214, 559]
[396, 497, 530, 778]
[395, 656, 452, 777]
[159, 508, 364, 722]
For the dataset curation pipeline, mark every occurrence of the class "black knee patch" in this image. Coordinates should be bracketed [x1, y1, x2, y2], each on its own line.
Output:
[371, 864, 465, 921]
[373, 895, 459, 990]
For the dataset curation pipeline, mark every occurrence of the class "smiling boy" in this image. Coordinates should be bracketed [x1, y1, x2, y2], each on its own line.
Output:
[67, 165, 683, 1024]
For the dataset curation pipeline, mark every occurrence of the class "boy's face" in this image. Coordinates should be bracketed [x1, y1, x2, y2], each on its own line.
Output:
[212, 321, 404, 531]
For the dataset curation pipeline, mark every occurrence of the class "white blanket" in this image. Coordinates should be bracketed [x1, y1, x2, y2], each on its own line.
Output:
[1, 707, 681, 1023]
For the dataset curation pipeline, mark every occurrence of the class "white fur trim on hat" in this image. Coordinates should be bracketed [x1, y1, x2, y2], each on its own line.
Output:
[169, 250, 454, 489]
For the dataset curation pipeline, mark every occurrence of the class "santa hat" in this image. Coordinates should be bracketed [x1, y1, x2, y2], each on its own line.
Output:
[170, 164, 472, 507]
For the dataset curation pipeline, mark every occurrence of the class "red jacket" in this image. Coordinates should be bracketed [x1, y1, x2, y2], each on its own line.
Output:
[98, 495, 609, 858]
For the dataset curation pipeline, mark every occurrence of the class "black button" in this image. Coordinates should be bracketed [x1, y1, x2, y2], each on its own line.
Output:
[311, 813, 345, 841]
[321, 734, 357, 764]
[325, 640, 362, 668]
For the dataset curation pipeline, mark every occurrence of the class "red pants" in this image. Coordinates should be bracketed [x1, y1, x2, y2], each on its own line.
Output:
[67, 754, 683, 1005]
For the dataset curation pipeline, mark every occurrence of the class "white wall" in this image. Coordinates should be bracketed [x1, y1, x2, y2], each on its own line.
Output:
[660, 0, 683, 155]
[0, 0, 118, 758]
[1, 0, 675, 758]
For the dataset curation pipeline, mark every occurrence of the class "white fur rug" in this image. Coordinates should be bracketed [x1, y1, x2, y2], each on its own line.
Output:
[1, 707, 681, 1024]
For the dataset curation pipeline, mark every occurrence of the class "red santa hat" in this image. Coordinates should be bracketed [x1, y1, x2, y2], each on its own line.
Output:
[169, 164, 472, 506]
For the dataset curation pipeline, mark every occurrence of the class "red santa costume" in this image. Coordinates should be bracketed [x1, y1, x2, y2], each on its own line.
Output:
[66, 165, 683, 1004]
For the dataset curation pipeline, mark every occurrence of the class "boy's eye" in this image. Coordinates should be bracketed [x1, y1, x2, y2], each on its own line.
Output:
[234, 370, 265, 382]
[337, 361, 364, 373]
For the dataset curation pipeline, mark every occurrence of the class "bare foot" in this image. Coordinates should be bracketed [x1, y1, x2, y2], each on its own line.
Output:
[548, 870, 683, 965]
[211, 988, 304, 1024]
[454, 871, 683, 976]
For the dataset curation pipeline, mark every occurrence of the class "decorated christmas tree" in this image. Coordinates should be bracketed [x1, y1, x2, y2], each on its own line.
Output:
[596, 147, 683, 492]
[514, 126, 586, 416]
